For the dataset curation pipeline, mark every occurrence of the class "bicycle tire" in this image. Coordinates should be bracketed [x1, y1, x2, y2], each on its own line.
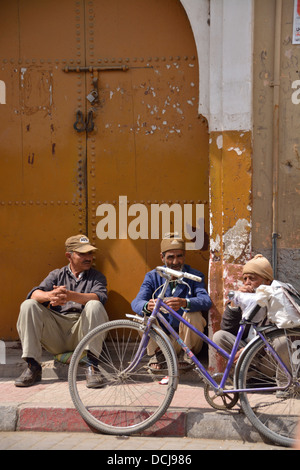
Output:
[68, 319, 177, 435]
[237, 327, 300, 447]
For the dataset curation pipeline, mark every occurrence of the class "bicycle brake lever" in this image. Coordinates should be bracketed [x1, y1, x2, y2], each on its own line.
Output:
[178, 279, 191, 295]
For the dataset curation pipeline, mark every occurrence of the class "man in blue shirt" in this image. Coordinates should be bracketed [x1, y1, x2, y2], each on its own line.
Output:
[15, 235, 109, 388]
[131, 234, 211, 370]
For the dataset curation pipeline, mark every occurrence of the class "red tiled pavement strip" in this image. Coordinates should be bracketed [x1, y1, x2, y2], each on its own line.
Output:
[0, 379, 215, 435]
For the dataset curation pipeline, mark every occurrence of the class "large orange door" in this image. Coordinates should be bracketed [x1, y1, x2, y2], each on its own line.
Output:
[0, 0, 87, 338]
[83, 0, 210, 319]
[0, 0, 209, 338]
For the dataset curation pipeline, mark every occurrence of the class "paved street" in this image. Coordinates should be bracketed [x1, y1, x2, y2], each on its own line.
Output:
[0, 346, 296, 454]
[0, 431, 290, 451]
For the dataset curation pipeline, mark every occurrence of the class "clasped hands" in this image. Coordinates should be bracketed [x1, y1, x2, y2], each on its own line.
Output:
[49, 285, 69, 307]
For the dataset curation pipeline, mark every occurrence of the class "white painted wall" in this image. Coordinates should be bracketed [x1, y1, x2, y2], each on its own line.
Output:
[180, 0, 254, 132]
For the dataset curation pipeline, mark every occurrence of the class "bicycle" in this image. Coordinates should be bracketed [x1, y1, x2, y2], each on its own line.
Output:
[68, 266, 300, 447]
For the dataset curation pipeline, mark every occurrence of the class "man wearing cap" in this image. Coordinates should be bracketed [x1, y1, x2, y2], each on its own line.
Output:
[131, 235, 212, 370]
[213, 254, 274, 357]
[15, 235, 109, 387]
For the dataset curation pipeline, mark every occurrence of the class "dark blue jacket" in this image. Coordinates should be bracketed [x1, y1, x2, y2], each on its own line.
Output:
[131, 265, 212, 331]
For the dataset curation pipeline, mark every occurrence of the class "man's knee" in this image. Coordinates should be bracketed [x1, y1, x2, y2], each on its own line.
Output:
[212, 329, 224, 346]
[20, 298, 39, 310]
[84, 300, 104, 313]
[83, 300, 109, 323]
[182, 311, 206, 331]
[19, 299, 43, 321]
[213, 329, 238, 354]
[17, 299, 45, 337]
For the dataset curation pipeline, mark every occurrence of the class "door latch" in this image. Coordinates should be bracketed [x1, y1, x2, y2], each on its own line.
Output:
[73, 110, 86, 132]
[73, 110, 94, 133]
[85, 110, 94, 132]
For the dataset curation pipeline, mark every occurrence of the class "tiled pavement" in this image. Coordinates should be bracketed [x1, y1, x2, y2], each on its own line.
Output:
[0, 342, 291, 448]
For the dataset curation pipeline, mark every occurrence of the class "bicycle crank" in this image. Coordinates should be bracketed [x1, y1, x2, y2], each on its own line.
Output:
[203, 373, 239, 410]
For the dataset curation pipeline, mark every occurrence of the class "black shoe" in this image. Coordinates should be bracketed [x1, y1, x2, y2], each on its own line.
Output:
[15, 364, 42, 387]
[85, 366, 104, 388]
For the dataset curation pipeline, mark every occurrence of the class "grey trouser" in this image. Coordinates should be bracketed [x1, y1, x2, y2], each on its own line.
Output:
[213, 329, 247, 354]
[213, 329, 290, 386]
[17, 299, 109, 363]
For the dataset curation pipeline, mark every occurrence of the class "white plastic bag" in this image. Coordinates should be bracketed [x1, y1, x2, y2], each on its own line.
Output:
[228, 291, 259, 319]
[256, 281, 300, 328]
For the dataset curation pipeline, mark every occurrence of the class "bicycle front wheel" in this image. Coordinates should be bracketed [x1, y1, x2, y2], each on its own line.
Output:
[238, 328, 300, 447]
[68, 319, 178, 435]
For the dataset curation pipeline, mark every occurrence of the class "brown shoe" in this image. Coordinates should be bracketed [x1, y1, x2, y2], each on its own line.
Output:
[15, 364, 42, 387]
[85, 366, 104, 388]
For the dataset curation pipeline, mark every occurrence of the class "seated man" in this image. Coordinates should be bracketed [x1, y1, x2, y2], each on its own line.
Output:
[213, 255, 297, 394]
[131, 234, 212, 370]
[213, 254, 273, 358]
[15, 234, 109, 388]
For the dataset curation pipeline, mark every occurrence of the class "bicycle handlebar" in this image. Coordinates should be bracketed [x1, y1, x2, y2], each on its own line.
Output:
[156, 266, 202, 283]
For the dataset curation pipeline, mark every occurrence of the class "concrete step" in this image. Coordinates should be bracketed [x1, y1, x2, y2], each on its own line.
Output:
[0, 342, 204, 382]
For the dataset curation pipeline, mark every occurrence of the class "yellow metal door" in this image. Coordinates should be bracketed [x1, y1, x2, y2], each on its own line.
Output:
[82, 0, 210, 320]
[0, 0, 87, 338]
[0, 0, 209, 338]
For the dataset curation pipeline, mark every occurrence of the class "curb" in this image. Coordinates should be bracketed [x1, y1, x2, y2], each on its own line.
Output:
[0, 403, 262, 442]
[0, 405, 18, 432]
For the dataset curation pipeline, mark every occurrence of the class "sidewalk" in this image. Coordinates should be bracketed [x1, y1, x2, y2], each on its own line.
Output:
[0, 342, 263, 442]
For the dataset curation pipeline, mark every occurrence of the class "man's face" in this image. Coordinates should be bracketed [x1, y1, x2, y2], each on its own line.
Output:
[161, 249, 185, 271]
[66, 251, 94, 273]
[242, 273, 270, 292]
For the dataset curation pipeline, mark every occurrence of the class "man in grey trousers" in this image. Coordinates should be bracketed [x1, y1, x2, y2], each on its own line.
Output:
[15, 234, 109, 388]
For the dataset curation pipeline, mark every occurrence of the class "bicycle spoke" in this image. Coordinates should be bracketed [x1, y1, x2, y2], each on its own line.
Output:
[238, 328, 300, 447]
[68, 320, 177, 434]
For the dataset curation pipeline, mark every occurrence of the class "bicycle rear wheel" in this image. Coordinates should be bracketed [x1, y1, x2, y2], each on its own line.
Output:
[68, 319, 178, 435]
[237, 328, 300, 447]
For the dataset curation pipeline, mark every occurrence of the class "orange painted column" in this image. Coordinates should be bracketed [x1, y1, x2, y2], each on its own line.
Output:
[208, 130, 252, 372]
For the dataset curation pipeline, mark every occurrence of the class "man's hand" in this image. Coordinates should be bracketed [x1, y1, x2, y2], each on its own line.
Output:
[31, 286, 99, 307]
[146, 299, 157, 312]
[49, 285, 68, 306]
[164, 297, 187, 311]
[233, 347, 244, 363]
[147, 297, 187, 312]
[238, 285, 255, 293]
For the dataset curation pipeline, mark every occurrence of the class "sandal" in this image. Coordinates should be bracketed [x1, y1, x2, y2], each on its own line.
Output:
[148, 350, 166, 371]
[178, 351, 194, 370]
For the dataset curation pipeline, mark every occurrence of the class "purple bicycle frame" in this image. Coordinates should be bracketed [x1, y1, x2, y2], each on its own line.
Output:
[142, 296, 293, 394]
